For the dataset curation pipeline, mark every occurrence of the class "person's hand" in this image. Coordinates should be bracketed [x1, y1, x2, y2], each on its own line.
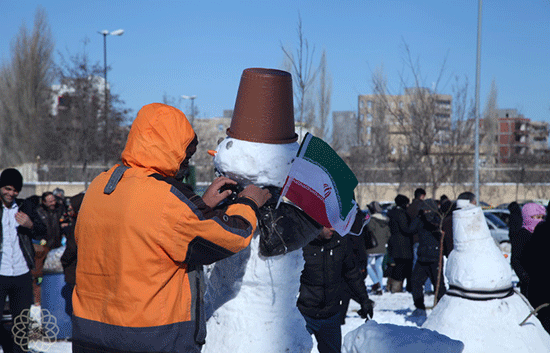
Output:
[239, 185, 271, 209]
[358, 299, 374, 320]
[15, 211, 33, 229]
[202, 177, 239, 208]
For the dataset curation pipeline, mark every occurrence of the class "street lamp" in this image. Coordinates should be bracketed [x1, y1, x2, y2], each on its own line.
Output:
[181, 95, 197, 125]
[98, 29, 124, 164]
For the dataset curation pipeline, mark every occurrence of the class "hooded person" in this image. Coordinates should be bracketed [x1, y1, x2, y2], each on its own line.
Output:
[71, 103, 270, 353]
[510, 202, 546, 299]
[522, 203, 550, 333]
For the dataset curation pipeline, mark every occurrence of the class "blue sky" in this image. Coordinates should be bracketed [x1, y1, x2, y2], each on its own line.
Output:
[1, 1, 549, 125]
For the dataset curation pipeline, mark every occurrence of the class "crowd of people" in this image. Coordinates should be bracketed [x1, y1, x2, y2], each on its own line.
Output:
[360, 190, 481, 315]
[0, 168, 83, 352]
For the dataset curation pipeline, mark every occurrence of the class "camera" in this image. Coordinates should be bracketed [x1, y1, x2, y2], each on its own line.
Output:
[219, 183, 244, 203]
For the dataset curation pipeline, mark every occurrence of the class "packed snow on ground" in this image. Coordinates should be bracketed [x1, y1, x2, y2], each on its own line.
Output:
[21, 252, 550, 353]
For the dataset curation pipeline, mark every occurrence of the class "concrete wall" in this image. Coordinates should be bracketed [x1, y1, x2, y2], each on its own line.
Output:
[354, 183, 549, 208]
[20, 181, 549, 209]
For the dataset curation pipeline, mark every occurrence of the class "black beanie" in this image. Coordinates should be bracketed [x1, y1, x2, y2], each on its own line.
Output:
[395, 194, 410, 208]
[0, 168, 23, 192]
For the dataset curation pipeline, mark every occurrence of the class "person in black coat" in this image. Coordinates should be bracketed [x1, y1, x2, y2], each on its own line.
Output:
[507, 201, 523, 240]
[522, 204, 550, 334]
[297, 227, 374, 353]
[410, 199, 446, 313]
[60, 192, 85, 318]
[511, 202, 546, 298]
[386, 194, 421, 293]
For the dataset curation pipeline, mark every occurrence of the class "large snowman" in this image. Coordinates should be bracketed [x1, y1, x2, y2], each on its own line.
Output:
[202, 68, 320, 353]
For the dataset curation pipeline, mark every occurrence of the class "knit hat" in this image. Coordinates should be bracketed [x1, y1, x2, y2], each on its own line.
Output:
[0, 168, 23, 192]
[395, 194, 410, 208]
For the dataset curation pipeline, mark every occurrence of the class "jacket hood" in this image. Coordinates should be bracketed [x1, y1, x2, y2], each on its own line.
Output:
[121, 103, 195, 177]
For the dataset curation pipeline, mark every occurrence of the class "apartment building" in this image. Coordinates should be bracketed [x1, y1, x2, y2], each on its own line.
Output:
[494, 109, 549, 163]
[357, 88, 452, 158]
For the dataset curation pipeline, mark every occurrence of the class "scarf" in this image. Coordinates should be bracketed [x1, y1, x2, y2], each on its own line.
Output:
[522, 203, 546, 233]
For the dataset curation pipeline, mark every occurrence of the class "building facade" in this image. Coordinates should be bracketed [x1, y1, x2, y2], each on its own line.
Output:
[357, 88, 452, 160]
[493, 109, 549, 164]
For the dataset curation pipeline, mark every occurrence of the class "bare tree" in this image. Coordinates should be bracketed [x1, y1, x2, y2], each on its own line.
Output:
[370, 65, 392, 165]
[50, 39, 129, 181]
[0, 7, 54, 166]
[315, 50, 332, 140]
[281, 14, 318, 139]
[370, 43, 475, 196]
[481, 79, 499, 167]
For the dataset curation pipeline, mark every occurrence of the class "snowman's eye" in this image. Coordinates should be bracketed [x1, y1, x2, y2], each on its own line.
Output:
[226, 141, 233, 149]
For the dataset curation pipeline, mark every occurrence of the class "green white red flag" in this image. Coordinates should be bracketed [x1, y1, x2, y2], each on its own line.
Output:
[277, 133, 359, 235]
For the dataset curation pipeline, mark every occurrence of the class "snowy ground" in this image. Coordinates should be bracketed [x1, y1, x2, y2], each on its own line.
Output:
[3, 254, 521, 353]
[14, 284, 437, 353]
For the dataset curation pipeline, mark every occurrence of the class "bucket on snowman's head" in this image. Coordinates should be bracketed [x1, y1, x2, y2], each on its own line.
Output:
[227, 68, 298, 144]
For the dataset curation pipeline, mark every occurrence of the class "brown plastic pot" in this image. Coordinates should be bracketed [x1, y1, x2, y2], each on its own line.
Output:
[227, 68, 298, 144]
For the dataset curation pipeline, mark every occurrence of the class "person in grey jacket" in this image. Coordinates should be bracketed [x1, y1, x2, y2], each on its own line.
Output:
[366, 201, 391, 294]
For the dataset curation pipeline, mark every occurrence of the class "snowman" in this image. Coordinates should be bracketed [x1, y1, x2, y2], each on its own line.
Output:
[202, 68, 322, 353]
[421, 202, 550, 352]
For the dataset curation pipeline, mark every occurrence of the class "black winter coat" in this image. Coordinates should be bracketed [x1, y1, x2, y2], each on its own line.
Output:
[0, 198, 46, 271]
[416, 221, 443, 263]
[36, 204, 64, 249]
[511, 227, 533, 289]
[387, 206, 421, 260]
[297, 235, 370, 319]
[522, 221, 550, 309]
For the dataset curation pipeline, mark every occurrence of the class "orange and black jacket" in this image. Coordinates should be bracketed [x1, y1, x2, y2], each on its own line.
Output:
[72, 103, 258, 353]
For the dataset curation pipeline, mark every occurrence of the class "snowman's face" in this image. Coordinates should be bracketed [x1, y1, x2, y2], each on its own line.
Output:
[213, 137, 299, 188]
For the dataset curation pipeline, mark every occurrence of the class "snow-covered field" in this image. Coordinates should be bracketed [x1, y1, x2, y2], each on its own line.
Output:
[17, 281, 442, 353]
[8, 268, 530, 353]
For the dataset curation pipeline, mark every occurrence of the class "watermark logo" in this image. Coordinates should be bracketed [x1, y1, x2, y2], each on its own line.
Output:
[12, 307, 58, 352]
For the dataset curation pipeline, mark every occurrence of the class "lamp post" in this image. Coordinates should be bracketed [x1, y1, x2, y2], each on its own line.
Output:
[181, 95, 197, 125]
[474, 1, 482, 201]
[98, 29, 124, 164]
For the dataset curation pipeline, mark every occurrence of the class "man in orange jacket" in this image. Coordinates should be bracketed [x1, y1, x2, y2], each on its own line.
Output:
[72, 103, 270, 352]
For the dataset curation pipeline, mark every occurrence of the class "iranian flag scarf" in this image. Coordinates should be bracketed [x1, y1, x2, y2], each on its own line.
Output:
[278, 133, 359, 235]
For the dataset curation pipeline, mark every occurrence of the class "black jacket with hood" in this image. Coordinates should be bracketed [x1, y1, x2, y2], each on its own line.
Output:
[297, 234, 370, 319]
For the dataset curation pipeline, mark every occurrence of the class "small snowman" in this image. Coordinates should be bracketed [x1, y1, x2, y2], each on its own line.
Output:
[422, 203, 550, 353]
[203, 68, 321, 353]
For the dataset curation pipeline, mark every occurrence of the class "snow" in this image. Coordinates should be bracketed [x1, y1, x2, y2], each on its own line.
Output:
[419, 205, 550, 353]
[16, 274, 550, 353]
[447, 205, 513, 290]
[212, 137, 299, 187]
[203, 234, 312, 353]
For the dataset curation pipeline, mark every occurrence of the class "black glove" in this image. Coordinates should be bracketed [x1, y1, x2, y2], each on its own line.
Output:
[358, 299, 374, 320]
